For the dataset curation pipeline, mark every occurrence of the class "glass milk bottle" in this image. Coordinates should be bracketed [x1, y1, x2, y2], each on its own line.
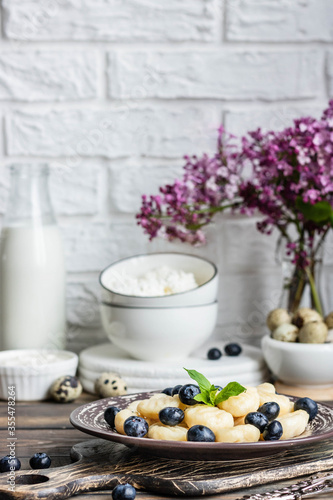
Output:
[0, 164, 66, 350]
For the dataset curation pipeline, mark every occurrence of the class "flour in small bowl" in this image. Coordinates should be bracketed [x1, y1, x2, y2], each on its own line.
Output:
[107, 265, 198, 297]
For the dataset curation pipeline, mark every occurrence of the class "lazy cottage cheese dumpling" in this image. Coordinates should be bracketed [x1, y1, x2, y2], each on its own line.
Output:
[277, 410, 309, 440]
[257, 384, 294, 416]
[217, 387, 260, 417]
[185, 405, 234, 434]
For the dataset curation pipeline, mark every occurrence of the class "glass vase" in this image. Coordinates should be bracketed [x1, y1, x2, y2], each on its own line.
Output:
[277, 240, 324, 316]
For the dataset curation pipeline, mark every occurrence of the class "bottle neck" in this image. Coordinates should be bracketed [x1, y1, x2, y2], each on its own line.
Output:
[4, 165, 56, 227]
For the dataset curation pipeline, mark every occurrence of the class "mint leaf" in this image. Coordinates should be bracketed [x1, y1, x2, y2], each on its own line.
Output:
[194, 393, 213, 406]
[215, 382, 246, 406]
[193, 393, 208, 403]
[209, 389, 217, 406]
[183, 368, 212, 393]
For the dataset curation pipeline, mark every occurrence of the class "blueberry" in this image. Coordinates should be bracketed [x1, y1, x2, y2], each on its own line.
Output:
[262, 420, 283, 441]
[112, 483, 136, 500]
[245, 412, 269, 433]
[161, 387, 173, 396]
[0, 455, 21, 473]
[104, 406, 120, 429]
[258, 402, 280, 421]
[29, 452, 51, 469]
[159, 407, 184, 426]
[224, 343, 242, 356]
[178, 384, 201, 406]
[187, 425, 215, 442]
[294, 397, 318, 421]
[123, 416, 149, 437]
[171, 385, 182, 396]
[207, 348, 222, 360]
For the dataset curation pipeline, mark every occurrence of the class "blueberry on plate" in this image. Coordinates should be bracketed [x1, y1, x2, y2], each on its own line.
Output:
[171, 385, 182, 396]
[123, 416, 149, 438]
[104, 406, 120, 429]
[224, 343, 242, 356]
[112, 483, 136, 500]
[159, 407, 184, 426]
[258, 402, 280, 421]
[187, 425, 215, 442]
[178, 384, 201, 406]
[245, 412, 269, 433]
[161, 387, 173, 396]
[29, 452, 51, 469]
[0, 456, 21, 473]
[207, 347, 222, 360]
[294, 397, 318, 421]
[262, 420, 283, 441]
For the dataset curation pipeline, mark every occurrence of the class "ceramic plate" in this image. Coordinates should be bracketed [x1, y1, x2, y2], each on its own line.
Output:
[70, 392, 333, 461]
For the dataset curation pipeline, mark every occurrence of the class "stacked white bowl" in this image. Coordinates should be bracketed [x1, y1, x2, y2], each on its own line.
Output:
[99, 252, 219, 362]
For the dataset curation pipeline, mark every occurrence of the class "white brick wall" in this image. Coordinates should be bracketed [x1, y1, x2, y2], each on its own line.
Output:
[0, 0, 332, 351]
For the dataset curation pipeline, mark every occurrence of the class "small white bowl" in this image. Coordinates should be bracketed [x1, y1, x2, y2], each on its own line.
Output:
[261, 334, 333, 387]
[100, 301, 218, 361]
[100, 252, 218, 307]
[0, 349, 78, 401]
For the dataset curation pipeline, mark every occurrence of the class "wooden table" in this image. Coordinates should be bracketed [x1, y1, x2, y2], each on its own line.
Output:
[1, 393, 333, 499]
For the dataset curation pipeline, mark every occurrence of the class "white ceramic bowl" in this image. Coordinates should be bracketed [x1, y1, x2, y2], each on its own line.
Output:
[0, 349, 78, 401]
[100, 252, 218, 307]
[261, 334, 333, 387]
[100, 301, 218, 361]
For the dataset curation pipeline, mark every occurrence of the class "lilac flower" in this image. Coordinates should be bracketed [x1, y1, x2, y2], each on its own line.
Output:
[137, 102, 333, 294]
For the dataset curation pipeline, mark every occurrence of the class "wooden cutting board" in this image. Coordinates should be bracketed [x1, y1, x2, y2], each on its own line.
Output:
[1, 438, 333, 499]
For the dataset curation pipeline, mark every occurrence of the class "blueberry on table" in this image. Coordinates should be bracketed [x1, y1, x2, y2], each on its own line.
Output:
[245, 412, 269, 433]
[104, 406, 120, 429]
[123, 416, 149, 437]
[112, 483, 136, 500]
[178, 384, 201, 406]
[187, 425, 215, 442]
[159, 407, 185, 426]
[294, 397, 318, 421]
[0, 456, 21, 473]
[224, 343, 242, 356]
[161, 387, 173, 396]
[29, 452, 51, 469]
[258, 402, 280, 421]
[207, 347, 222, 360]
[171, 384, 182, 396]
[262, 420, 283, 441]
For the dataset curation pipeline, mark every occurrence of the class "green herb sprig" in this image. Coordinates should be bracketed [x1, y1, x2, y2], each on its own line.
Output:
[184, 368, 246, 407]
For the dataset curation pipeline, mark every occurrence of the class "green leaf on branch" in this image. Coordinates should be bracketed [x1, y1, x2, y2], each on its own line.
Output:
[296, 198, 333, 223]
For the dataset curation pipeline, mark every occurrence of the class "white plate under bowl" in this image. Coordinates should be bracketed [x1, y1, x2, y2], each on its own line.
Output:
[79, 342, 265, 378]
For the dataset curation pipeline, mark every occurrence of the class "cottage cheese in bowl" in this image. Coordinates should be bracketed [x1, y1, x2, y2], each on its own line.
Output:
[105, 265, 198, 297]
[0, 349, 78, 401]
[100, 253, 218, 307]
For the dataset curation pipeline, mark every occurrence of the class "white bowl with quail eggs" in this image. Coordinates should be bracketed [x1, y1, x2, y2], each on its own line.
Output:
[262, 307, 333, 387]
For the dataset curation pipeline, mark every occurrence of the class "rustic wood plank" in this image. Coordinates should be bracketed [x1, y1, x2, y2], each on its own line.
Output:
[1, 438, 333, 500]
[0, 428, 96, 457]
[0, 394, 97, 429]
